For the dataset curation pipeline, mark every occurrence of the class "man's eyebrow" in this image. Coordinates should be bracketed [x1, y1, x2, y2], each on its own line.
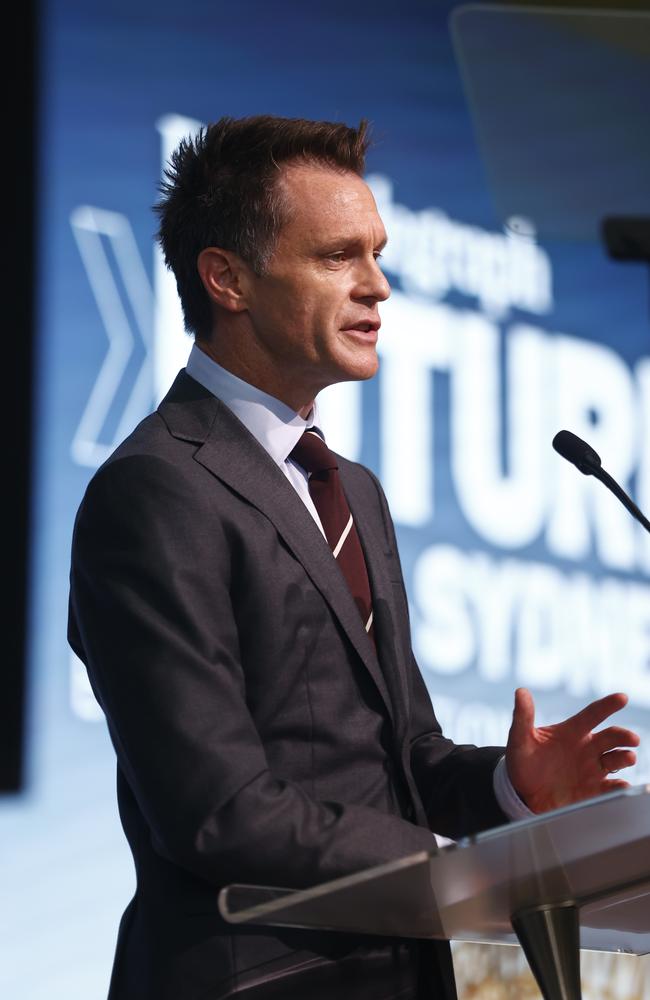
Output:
[317, 234, 389, 252]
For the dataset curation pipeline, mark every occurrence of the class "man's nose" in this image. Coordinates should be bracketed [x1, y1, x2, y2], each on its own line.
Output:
[355, 256, 391, 302]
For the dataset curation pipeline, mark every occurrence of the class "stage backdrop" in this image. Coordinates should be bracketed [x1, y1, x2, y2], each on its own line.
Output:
[1, 2, 649, 997]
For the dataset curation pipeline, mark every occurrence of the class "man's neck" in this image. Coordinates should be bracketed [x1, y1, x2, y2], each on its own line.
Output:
[195, 339, 316, 418]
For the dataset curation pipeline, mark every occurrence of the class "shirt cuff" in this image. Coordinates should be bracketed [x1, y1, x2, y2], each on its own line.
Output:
[493, 755, 533, 821]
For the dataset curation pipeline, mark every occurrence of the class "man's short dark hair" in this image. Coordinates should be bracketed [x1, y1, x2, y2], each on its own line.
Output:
[155, 115, 371, 339]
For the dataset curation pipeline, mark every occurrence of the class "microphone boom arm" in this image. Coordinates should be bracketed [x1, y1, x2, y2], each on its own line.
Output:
[594, 466, 650, 537]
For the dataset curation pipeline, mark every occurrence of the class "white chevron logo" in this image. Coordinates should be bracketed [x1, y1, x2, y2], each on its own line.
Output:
[69, 205, 154, 467]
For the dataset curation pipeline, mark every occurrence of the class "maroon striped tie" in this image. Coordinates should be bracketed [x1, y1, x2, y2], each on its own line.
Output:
[290, 430, 374, 639]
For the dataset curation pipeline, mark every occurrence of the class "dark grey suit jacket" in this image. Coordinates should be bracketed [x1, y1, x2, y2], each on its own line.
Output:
[68, 371, 507, 1000]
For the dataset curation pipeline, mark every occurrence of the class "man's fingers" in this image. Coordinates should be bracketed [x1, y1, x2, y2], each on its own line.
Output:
[600, 778, 631, 793]
[567, 692, 628, 734]
[593, 726, 640, 755]
[599, 748, 637, 773]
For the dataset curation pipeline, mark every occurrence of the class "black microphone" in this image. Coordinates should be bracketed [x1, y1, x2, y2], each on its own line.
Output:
[552, 430, 602, 476]
[552, 429, 650, 536]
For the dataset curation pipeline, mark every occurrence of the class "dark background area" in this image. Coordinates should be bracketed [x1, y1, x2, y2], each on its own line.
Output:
[3, 0, 36, 792]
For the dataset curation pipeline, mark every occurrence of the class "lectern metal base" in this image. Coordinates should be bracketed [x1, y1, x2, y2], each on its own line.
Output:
[512, 902, 581, 1000]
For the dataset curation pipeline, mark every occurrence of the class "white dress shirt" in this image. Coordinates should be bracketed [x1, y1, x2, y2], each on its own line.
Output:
[185, 343, 531, 826]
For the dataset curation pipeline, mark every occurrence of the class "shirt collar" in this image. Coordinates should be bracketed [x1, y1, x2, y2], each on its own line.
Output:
[186, 342, 322, 465]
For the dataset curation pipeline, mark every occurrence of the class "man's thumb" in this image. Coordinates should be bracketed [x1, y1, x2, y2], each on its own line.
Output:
[511, 687, 535, 737]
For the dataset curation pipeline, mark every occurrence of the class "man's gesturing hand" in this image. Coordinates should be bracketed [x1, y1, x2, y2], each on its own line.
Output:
[505, 688, 640, 814]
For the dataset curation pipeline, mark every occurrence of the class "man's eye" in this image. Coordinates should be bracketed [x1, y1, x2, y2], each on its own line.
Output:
[374, 252, 384, 261]
[327, 252, 345, 262]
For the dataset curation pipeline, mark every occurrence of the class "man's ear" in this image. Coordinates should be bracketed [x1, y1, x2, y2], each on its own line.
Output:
[197, 247, 250, 313]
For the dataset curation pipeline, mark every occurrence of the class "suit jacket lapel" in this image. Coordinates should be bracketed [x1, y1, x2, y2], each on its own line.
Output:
[342, 468, 411, 743]
[158, 372, 396, 726]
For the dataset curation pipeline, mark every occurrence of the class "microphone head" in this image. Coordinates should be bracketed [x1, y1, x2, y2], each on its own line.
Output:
[552, 430, 602, 475]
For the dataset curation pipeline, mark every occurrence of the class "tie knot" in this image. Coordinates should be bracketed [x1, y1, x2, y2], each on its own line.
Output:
[290, 430, 338, 475]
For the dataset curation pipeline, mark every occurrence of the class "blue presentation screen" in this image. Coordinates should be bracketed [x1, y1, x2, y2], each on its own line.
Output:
[1, 2, 649, 996]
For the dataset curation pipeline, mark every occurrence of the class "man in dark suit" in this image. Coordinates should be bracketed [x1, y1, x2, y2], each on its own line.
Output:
[68, 116, 639, 1000]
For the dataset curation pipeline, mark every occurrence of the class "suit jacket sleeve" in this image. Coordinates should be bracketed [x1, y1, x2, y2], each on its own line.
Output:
[364, 468, 509, 840]
[68, 452, 440, 893]
[407, 664, 508, 838]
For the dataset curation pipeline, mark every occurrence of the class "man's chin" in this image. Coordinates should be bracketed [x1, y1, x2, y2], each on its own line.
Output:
[332, 356, 379, 384]
[332, 340, 379, 382]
